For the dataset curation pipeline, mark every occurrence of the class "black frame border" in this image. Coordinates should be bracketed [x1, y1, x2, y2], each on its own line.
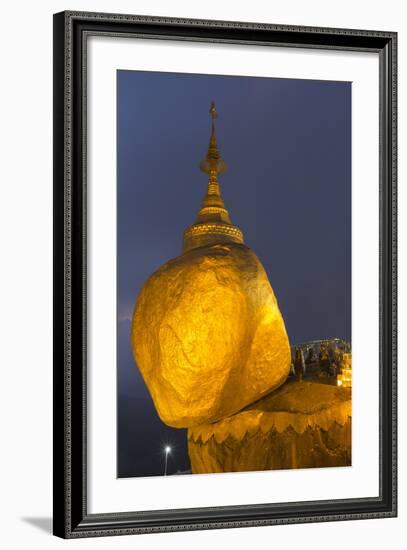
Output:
[53, 10, 397, 539]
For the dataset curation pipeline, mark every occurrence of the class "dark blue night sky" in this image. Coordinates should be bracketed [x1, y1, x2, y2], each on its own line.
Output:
[117, 70, 351, 478]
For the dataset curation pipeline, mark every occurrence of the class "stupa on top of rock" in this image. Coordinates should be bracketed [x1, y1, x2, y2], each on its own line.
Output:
[131, 101, 291, 428]
[183, 101, 244, 252]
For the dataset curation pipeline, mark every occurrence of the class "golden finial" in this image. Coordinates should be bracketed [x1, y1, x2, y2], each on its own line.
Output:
[210, 100, 218, 122]
[200, 100, 227, 175]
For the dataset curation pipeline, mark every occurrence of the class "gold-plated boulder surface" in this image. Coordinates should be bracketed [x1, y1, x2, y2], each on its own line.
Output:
[188, 380, 352, 473]
[131, 242, 291, 428]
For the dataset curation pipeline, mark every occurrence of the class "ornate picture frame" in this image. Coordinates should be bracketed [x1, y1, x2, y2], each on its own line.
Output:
[53, 11, 397, 538]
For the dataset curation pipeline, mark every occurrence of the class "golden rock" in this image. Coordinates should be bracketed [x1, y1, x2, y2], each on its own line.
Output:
[188, 380, 352, 472]
[131, 242, 291, 427]
[131, 101, 291, 428]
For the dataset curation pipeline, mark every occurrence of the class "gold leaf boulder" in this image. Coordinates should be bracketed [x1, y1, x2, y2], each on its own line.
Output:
[131, 242, 291, 428]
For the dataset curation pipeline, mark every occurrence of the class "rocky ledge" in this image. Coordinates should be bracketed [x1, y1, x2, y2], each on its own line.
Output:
[188, 380, 351, 473]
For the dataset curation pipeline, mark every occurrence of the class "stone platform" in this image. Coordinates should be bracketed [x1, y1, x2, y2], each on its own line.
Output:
[188, 380, 351, 473]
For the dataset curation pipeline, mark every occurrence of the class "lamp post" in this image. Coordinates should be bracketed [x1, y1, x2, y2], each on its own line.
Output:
[164, 446, 171, 476]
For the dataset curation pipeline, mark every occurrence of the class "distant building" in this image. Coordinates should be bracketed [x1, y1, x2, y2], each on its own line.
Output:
[289, 338, 351, 383]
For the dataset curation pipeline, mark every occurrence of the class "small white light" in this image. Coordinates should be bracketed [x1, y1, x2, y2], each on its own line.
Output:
[165, 446, 171, 454]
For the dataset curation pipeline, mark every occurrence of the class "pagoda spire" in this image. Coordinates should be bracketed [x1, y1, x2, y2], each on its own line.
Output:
[183, 101, 244, 253]
[199, 100, 227, 176]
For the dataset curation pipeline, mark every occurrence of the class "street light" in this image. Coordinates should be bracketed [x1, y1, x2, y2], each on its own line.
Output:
[164, 446, 171, 476]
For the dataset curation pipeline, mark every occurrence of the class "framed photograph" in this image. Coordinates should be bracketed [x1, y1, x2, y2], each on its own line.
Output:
[53, 11, 397, 538]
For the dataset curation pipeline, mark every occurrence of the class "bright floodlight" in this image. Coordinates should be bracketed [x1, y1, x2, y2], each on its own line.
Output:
[165, 446, 171, 454]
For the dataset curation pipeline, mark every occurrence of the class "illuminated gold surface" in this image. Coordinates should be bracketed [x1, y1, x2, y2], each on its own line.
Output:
[131, 243, 291, 427]
[131, 102, 290, 428]
[338, 352, 352, 388]
[188, 380, 352, 473]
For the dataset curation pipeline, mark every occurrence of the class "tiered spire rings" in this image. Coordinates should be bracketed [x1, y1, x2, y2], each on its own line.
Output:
[183, 101, 244, 253]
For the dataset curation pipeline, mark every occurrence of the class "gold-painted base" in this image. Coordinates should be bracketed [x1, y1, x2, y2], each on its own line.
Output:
[188, 380, 352, 473]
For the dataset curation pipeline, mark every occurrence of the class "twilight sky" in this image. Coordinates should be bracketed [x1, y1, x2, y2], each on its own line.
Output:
[117, 70, 351, 478]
